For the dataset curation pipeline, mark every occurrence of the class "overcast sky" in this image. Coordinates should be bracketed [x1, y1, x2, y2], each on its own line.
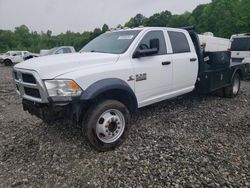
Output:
[0, 0, 211, 34]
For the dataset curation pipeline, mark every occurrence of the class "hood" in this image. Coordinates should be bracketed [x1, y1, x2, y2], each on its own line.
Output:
[14, 52, 119, 79]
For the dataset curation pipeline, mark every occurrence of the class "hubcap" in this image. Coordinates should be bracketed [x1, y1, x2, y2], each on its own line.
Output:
[233, 76, 240, 95]
[96, 109, 125, 144]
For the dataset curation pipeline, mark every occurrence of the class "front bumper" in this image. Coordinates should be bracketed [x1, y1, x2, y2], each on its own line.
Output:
[22, 99, 88, 124]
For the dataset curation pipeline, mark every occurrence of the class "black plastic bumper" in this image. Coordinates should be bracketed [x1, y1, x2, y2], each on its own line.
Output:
[22, 99, 87, 124]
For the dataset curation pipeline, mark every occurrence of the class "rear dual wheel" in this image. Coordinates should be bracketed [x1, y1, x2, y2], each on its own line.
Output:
[215, 73, 241, 98]
[83, 100, 130, 151]
[224, 73, 241, 98]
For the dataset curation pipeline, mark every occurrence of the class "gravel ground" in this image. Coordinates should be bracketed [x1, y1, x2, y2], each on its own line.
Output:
[0, 65, 249, 187]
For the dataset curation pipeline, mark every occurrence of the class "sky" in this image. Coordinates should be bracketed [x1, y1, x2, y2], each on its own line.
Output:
[0, 0, 211, 34]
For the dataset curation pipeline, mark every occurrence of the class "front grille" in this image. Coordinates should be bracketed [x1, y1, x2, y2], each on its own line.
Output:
[13, 69, 47, 102]
[24, 87, 41, 98]
[22, 73, 36, 84]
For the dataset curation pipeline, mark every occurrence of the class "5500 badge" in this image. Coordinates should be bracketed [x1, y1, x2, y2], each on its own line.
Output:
[136, 73, 147, 82]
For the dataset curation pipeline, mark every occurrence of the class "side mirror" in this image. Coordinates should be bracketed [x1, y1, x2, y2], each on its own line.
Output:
[133, 38, 160, 58]
[133, 48, 158, 58]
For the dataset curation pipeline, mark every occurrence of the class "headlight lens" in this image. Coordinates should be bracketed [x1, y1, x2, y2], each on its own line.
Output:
[44, 80, 82, 97]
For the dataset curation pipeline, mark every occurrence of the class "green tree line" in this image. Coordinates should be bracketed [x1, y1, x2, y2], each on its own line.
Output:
[0, 0, 249, 53]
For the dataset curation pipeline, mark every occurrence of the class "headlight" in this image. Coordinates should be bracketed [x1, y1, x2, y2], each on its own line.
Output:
[44, 80, 82, 97]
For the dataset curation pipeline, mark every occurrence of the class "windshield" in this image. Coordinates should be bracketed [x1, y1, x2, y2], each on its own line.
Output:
[5, 52, 10, 56]
[46, 47, 60, 55]
[231, 37, 250, 51]
[80, 30, 141, 54]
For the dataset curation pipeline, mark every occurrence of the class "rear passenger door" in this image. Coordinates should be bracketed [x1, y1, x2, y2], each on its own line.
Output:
[168, 31, 198, 91]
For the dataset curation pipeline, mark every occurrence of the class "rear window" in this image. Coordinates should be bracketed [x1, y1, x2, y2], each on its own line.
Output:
[231, 37, 250, 51]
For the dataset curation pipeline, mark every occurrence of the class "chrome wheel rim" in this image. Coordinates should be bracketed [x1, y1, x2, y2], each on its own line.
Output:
[233, 76, 240, 95]
[96, 109, 125, 144]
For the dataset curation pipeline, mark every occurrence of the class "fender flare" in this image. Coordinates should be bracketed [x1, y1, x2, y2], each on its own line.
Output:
[80, 78, 138, 111]
[231, 68, 242, 82]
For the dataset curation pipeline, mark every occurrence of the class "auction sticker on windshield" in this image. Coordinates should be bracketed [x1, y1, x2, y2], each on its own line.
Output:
[118, 35, 134, 40]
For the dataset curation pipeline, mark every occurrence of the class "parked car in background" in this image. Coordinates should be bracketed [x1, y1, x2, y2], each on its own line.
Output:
[229, 33, 250, 63]
[0, 51, 30, 66]
[40, 46, 76, 56]
[198, 32, 230, 52]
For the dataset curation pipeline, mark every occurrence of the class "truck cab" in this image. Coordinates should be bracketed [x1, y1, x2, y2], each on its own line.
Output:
[13, 27, 249, 151]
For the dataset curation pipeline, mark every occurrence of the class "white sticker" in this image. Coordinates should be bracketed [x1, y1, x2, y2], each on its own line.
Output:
[118, 35, 134, 40]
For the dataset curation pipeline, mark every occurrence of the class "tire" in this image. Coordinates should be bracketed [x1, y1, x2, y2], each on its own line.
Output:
[83, 100, 130, 151]
[224, 73, 241, 98]
[4, 59, 13, 66]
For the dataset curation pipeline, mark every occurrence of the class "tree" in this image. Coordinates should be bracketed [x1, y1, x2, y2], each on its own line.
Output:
[102, 24, 109, 32]
[0, 0, 250, 53]
[168, 12, 194, 28]
[144, 11, 172, 27]
[124, 13, 146, 28]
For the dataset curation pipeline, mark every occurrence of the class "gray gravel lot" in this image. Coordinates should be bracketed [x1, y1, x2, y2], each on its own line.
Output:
[0, 65, 249, 187]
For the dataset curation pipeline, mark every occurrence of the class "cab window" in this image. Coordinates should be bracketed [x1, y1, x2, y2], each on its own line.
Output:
[168, 31, 191, 53]
[137, 30, 167, 55]
[62, 48, 71, 53]
[13, 52, 22, 56]
[55, 49, 64, 54]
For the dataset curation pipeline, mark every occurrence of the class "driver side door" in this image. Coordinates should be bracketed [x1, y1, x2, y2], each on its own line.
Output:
[131, 30, 173, 107]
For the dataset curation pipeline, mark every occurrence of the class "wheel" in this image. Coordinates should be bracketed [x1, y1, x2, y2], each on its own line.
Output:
[83, 100, 130, 151]
[224, 73, 241, 98]
[4, 59, 13, 66]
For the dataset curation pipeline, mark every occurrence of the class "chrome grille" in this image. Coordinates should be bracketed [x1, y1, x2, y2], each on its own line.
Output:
[13, 69, 48, 103]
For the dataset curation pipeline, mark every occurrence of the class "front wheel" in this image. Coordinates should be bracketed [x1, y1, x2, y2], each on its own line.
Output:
[83, 100, 130, 151]
[224, 73, 241, 98]
[4, 59, 13, 66]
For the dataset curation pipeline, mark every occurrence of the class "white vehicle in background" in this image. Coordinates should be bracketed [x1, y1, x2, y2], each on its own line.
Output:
[0, 51, 30, 66]
[198, 32, 230, 52]
[229, 33, 250, 63]
[40, 46, 76, 56]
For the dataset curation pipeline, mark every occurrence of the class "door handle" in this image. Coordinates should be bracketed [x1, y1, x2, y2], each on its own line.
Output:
[162, 61, 171, 65]
[190, 58, 197, 62]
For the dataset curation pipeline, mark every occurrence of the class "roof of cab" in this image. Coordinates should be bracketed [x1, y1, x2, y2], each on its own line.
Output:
[107, 26, 186, 33]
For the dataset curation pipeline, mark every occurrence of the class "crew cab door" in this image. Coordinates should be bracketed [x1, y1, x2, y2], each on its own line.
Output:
[168, 30, 198, 91]
[131, 30, 173, 107]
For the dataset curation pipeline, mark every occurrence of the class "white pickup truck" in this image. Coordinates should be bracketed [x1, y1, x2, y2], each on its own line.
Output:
[0, 51, 30, 66]
[13, 27, 249, 151]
